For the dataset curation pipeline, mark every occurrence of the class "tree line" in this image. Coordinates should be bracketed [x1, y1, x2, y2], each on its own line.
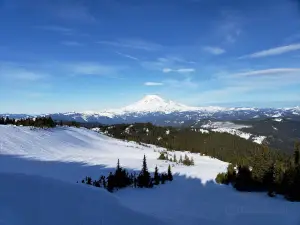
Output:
[216, 142, 300, 201]
[0, 116, 56, 128]
[158, 152, 195, 166]
[81, 155, 173, 192]
[97, 123, 300, 201]
[97, 123, 289, 167]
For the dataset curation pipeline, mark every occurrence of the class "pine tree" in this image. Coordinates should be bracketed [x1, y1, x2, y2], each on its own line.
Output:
[167, 164, 173, 181]
[107, 172, 115, 192]
[154, 166, 160, 185]
[294, 142, 300, 166]
[173, 154, 177, 163]
[179, 155, 183, 163]
[138, 154, 151, 188]
[264, 163, 276, 197]
[190, 157, 195, 166]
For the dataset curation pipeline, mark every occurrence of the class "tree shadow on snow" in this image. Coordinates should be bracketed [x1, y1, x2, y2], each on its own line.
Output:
[0, 154, 298, 225]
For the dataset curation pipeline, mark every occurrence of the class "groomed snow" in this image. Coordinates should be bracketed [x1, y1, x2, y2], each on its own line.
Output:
[0, 125, 299, 225]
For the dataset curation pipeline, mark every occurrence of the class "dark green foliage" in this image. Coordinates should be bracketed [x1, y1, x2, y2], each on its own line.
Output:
[167, 165, 173, 181]
[263, 163, 276, 197]
[226, 164, 236, 184]
[137, 155, 151, 188]
[154, 166, 160, 185]
[173, 154, 177, 163]
[107, 172, 115, 192]
[294, 142, 300, 165]
[182, 154, 194, 166]
[161, 173, 167, 184]
[0, 116, 56, 128]
[215, 173, 228, 184]
[97, 123, 288, 168]
[234, 166, 253, 191]
[158, 152, 167, 160]
[85, 176, 92, 185]
[81, 157, 173, 192]
[179, 155, 183, 163]
[114, 159, 131, 189]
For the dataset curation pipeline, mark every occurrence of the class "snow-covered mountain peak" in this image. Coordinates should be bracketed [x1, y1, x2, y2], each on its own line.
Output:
[119, 95, 196, 113]
[139, 95, 165, 103]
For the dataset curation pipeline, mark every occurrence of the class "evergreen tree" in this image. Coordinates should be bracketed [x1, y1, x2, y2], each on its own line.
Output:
[190, 157, 195, 166]
[154, 166, 160, 185]
[107, 172, 115, 192]
[167, 164, 173, 181]
[264, 163, 276, 197]
[173, 154, 177, 163]
[137, 154, 151, 188]
[158, 152, 167, 160]
[179, 155, 183, 163]
[294, 142, 300, 165]
[234, 165, 253, 191]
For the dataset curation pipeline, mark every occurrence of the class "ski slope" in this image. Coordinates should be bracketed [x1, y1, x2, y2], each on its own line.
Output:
[0, 125, 299, 225]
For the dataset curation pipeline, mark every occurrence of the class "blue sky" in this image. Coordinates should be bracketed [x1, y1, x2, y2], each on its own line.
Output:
[1, 0, 300, 113]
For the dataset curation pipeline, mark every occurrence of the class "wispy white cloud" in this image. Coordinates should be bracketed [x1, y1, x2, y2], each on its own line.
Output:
[218, 10, 242, 44]
[144, 82, 164, 86]
[159, 56, 196, 64]
[163, 68, 195, 74]
[34, 25, 73, 34]
[96, 38, 162, 51]
[56, 5, 95, 22]
[0, 63, 47, 81]
[164, 77, 198, 89]
[203, 46, 226, 55]
[232, 68, 300, 77]
[34, 25, 89, 37]
[61, 41, 83, 46]
[240, 43, 300, 58]
[116, 51, 139, 61]
[66, 63, 122, 77]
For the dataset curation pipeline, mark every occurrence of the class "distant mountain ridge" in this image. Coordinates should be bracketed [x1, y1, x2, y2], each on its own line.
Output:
[1, 95, 300, 125]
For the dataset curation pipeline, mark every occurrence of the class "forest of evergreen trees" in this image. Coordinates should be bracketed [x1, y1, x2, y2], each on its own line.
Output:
[216, 142, 300, 201]
[97, 123, 300, 201]
[81, 155, 173, 192]
[97, 123, 289, 167]
[0, 116, 56, 128]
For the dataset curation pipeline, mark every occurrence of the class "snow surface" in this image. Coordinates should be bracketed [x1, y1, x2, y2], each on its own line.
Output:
[0, 173, 165, 225]
[211, 128, 252, 140]
[252, 136, 266, 144]
[0, 125, 299, 225]
[202, 121, 251, 130]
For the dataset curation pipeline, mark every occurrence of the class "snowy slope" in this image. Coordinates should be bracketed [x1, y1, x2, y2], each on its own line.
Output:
[0, 125, 227, 183]
[201, 121, 266, 144]
[0, 173, 166, 225]
[0, 125, 299, 225]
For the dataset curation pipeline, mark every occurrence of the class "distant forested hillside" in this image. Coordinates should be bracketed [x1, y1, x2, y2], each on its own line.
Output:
[97, 123, 290, 167]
